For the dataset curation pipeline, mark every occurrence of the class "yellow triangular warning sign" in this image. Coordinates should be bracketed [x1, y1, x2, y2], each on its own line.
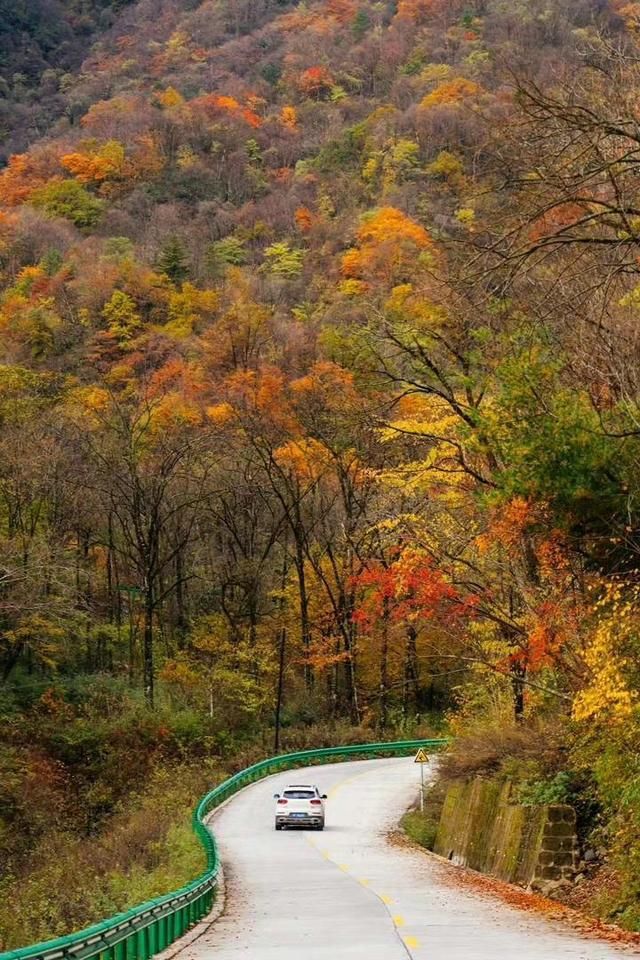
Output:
[414, 748, 429, 763]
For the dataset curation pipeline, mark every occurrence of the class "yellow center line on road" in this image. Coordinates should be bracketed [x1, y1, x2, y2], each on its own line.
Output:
[304, 848, 422, 955]
[300, 759, 421, 956]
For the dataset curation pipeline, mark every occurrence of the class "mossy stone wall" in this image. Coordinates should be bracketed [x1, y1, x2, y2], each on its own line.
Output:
[433, 778, 577, 888]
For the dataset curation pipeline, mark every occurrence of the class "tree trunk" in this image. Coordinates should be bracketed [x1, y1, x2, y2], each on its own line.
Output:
[402, 625, 419, 724]
[378, 598, 390, 733]
[128, 592, 135, 686]
[143, 579, 155, 708]
[274, 625, 286, 754]
[294, 529, 313, 688]
[335, 582, 361, 724]
[331, 637, 340, 719]
[274, 546, 288, 753]
[343, 625, 361, 725]
[174, 548, 187, 648]
[511, 660, 526, 722]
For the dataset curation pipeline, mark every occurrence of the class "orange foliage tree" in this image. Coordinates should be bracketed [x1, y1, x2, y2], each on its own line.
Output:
[352, 548, 475, 726]
[61, 140, 127, 184]
[189, 94, 262, 128]
[341, 206, 433, 285]
[279, 105, 299, 129]
[294, 206, 315, 233]
[0, 151, 58, 206]
[420, 77, 482, 108]
[325, 0, 359, 22]
[297, 66, 335, 100]
[396, 0, 463, 22]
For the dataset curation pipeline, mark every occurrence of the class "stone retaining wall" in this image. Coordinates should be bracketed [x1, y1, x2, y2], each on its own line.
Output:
[433, 778, 578, 891]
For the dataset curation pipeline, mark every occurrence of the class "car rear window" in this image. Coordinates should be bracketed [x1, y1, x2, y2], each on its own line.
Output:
[283, 789, 315, 799]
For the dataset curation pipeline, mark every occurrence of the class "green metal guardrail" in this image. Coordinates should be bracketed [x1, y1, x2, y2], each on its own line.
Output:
[1, 738, 447, 960]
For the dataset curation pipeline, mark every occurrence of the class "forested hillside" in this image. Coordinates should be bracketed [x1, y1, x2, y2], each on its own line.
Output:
[0, 0, 136, 159]
[3, 0, 640, 943]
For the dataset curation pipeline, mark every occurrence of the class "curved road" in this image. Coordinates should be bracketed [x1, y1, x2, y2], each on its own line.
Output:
[183, 757, 635, 959]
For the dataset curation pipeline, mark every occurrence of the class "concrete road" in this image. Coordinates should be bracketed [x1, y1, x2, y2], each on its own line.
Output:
[183, 757, 636, 959]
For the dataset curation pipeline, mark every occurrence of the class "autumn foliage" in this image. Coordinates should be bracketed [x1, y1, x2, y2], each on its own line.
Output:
[352, 549, 472, 632]
[341, 206, 432, 282]
[297, 66, 335, 99]
[420, 77, 482, 108]
[396, 0, 463, 22]
[3, 0, 640, 938]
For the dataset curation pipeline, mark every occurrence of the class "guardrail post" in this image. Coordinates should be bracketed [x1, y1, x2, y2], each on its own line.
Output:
[147, 922, 157, 957]
[157, 916, 166, 951]
[125, 931, 137, 960]
[136, 927, 147, 960]
[114, 937, 126, 960]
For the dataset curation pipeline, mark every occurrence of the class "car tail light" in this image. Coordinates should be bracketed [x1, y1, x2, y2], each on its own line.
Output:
[277, 799, 288, 805]
[310, 799, 322, 805]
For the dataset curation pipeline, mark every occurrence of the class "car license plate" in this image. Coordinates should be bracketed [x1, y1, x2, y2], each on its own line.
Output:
[290, 812, 306, 818]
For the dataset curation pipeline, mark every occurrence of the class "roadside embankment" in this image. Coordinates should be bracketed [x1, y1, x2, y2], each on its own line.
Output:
[405, 776, 579, 895]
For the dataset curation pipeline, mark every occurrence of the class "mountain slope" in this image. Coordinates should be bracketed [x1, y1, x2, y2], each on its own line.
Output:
[0, 0, 136, 159]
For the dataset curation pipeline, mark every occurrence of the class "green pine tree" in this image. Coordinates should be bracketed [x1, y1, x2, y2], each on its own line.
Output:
[157, 237, 190, 285]
[353, 9, 370, 40]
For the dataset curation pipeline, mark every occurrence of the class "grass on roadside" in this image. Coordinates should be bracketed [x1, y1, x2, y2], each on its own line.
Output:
[0, 761, 219, 950]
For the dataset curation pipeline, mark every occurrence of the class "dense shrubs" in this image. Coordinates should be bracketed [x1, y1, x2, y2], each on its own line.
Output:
[0, 761, 214, 948]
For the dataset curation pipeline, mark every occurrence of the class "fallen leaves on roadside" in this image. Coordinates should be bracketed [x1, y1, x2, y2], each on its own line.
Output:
[389, 830, 640, 950]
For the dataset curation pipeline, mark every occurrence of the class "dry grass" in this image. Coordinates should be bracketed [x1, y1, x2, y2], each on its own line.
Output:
[438, 717, 569, 781]
[0, 762, 219, 950]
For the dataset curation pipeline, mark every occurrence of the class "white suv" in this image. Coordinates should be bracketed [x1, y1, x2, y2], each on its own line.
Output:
[274, 783, 327, 830]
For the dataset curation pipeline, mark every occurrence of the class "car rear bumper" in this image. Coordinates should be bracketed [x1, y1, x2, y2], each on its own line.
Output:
[276, 816, 324, 826]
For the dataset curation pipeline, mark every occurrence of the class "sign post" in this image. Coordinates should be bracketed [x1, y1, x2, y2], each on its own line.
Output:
[414, 747, 429, 812]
